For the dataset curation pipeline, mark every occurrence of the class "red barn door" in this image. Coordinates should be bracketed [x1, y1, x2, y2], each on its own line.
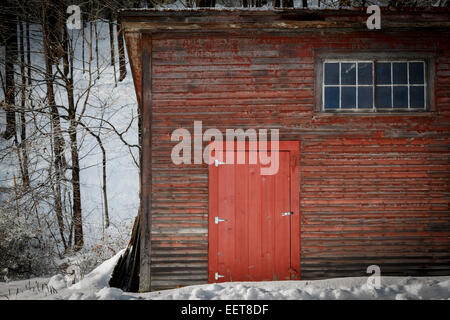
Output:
[208, 141, 300, 282]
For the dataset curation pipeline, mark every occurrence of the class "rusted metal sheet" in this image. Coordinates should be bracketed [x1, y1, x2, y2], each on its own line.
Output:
[123, 10, 450, 291]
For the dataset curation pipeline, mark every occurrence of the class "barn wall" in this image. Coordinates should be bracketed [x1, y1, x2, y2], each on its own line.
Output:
[146, 30, 450, 290]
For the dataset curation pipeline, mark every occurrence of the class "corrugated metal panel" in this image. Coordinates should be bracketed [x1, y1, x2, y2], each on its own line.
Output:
[143, 31, 450, 290]
[300, 136, 450, 279]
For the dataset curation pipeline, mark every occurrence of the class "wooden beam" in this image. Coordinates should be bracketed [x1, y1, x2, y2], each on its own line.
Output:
[120, 8, 450, 34]
[124, 31, 142, 108]
[139, 34, 152, 292]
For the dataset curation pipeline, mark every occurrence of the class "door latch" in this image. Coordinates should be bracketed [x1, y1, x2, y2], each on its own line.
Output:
[215, 272, 225, 281]
[215, 216, 226, 224]
[214, 159, 226, 167]
[281, 211, 293, 216]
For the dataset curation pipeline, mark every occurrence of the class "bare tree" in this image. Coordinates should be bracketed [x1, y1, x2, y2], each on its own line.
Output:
[2, 4, 18, 140]
[41, 0, 69, 251]
[18, 21, 30, 189]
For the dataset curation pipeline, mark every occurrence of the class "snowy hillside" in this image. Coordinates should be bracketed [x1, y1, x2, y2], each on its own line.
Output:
[0, 20, 139, 277]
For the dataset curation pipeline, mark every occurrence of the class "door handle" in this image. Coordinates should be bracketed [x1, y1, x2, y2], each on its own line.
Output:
[215, 216, 226, 224]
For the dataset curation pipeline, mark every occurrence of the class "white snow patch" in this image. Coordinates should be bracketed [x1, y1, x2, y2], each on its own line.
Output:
[47, 274, 69, 291]
[8, 250, 447, 300]
[1, 252, 450, 300]
[134, 277, 450, 300]
[70, 249, 125, 292]
[7, 250, 450, 300]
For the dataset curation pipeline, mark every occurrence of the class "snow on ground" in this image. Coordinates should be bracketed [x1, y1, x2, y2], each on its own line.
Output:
[1, 252, 449, 300]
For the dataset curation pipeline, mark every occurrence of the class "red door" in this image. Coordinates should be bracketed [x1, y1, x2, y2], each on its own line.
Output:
[208, 141, 300, 282]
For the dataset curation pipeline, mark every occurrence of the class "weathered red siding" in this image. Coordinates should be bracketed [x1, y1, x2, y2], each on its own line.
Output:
[124, 10, 450, 290]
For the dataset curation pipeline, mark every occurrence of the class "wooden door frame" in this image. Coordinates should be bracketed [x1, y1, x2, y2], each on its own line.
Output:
[208, 141, 300, 282]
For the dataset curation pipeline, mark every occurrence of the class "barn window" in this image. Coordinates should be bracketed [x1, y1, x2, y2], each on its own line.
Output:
[322, 60, 427, 111]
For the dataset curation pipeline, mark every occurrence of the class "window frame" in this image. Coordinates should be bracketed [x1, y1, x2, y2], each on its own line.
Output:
[315, 51, 435, 114]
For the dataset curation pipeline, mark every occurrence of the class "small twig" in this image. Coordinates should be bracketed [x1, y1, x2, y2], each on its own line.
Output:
[13, 175, 20, 217]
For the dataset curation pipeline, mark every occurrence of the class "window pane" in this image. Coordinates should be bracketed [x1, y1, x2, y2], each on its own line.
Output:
[409, 62, 425, 84]
[341, 87, 356, 108]
[341, 63, 356, 85]
[358, 87, 373, 109]
[376, 62, 391, 84]
[393, 86, 408, 108]
[376, 86, 392, 108]
[324, 87, 340, 109]
[393, 63, 407, 84]
[410, 86, 425, 108]
[358, 62, 373, 85]
[324, 63, 339, 85]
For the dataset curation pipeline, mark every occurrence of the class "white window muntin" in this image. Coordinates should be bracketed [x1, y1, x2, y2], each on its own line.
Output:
[322, 59, 427, 111]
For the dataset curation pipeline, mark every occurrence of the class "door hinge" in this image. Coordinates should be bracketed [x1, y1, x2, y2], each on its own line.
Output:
[215, 272, 225, 281]
[215, 216, 226, 224]
[214, 159, 226, 167]
[281, 211, 293, 216]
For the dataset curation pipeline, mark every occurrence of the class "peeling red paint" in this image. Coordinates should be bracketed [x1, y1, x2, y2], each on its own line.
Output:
[122, 9, 450, 290]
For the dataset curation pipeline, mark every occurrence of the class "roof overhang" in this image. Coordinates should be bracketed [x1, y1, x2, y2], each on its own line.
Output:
[120, 7, 450, 34]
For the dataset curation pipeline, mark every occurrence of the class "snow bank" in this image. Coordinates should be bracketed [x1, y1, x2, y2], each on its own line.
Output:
[138, 277, 450, 300]
[0, 249, 129, 300]
[2, 251, 449, 300]
[70, 249, 125, 291]
[47, 274, 69, 291]
[62, 249, 129, 300]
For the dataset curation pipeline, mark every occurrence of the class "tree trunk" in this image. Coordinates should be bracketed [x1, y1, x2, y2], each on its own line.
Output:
[19, 21, 30, 189]
[82, 21, 85, 74]
[274, 0, 294, 7]
[46, 1, 62, 64]
[42, 0, 67, 251]
[109, 18, 118, 87]
[3, 13, 17, 140]
[94, 21, 100, 79]
[198, 0, 216, 6]
[109, 16, 116, 67]
[116, 0, 126, 82]
[63, 23, 84, 251]
[26, 21, 32, 93]
[78, 122, 109, 229]
[68, 106, 83, 251]
[243, 0, 267, 7]
[60, 14, 83, 250]
[117, 17, 127, 82]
